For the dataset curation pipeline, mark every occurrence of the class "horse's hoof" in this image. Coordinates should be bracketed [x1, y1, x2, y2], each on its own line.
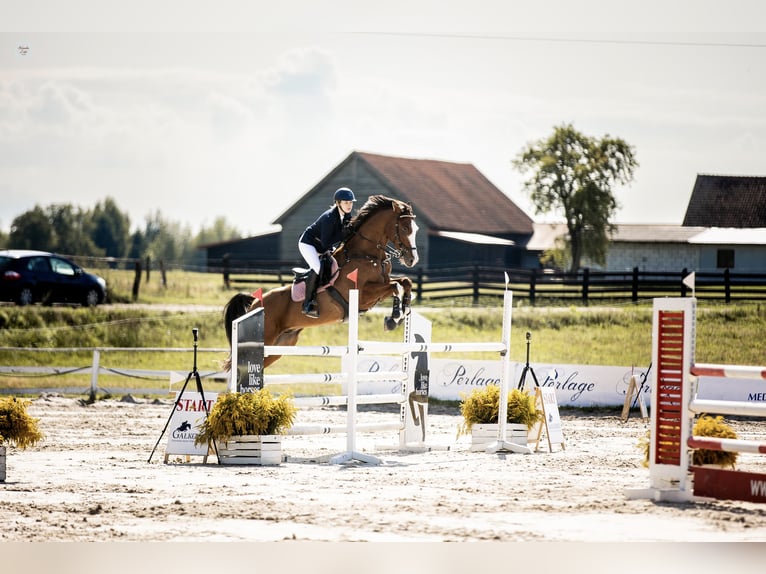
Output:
[384, 316, 398, 331]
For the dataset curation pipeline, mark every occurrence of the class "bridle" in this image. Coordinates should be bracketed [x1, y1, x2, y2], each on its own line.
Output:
[354, 212, 417, 264]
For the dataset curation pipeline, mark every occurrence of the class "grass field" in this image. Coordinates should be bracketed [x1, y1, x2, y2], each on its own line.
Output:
[0, 270, 763, 397]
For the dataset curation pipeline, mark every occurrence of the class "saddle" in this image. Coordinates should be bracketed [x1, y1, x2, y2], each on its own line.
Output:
[290, 252, 339, 303]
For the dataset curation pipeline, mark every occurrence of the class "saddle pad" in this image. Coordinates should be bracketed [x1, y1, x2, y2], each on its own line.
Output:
[290, 257, 339, 302]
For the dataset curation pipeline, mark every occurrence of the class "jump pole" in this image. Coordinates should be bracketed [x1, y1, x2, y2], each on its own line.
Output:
[330, 289, 381, 464]
[485, 288, 532, 455]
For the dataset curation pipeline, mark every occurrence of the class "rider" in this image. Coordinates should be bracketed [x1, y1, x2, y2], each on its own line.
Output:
[298, 187, 356, 318]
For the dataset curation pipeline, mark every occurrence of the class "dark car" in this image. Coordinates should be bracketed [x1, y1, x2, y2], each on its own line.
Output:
[0, 250, 107, 307]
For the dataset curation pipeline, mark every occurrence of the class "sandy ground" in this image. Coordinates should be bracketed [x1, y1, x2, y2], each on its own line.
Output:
[3, 393, 766, 545]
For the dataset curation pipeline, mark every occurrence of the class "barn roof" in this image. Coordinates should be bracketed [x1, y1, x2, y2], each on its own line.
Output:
[274, 151, 533, 236]
[356, 152, 533, 235]
[683, 174, 766, 227]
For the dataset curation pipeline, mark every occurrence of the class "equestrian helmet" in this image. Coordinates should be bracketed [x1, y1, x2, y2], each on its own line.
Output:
[334, 187, 356, 202]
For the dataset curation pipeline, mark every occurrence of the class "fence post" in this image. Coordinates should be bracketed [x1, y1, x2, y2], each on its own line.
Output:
[680, 267, 688, 297]
[132, 259, 142, 301]
[472, 265, 479, 306]
[632, 267, 639, 302]
[222, 254, 230, 289]
[416, 269, 424, 302]
[529, 268, 536, 307]
[160, 259, 167, 288]
[145, 256, 151, 282]
[90, 350, 100, 402]
[582, 267, 590, 306]
[724, 268, 731, 303]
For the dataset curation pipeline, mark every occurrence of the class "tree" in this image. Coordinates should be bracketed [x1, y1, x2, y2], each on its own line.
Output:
[91, 197, 131, 258]
[9, 207, 55, 250]
[513, 123, 638, 272]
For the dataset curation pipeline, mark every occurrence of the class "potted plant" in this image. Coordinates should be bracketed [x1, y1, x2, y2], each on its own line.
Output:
[458, 385, 543, 451]
[195, 388, 296, 465]
[0, 397, 44, 481]
[639, 414, 738, 468]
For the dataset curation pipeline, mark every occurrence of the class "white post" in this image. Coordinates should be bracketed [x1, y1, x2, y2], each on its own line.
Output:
[331, 289, 380, 464]
[626, 297, 696, 502]
[90, 349, 100, 401]
[345, 289, 359, 454]
[487, 290, 532, 454]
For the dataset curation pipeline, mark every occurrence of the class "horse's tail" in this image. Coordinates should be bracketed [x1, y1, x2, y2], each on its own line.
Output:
[222, 292, 256, 345]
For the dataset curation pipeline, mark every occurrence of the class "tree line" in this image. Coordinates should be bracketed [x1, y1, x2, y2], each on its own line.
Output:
[0, 197, 242, 266]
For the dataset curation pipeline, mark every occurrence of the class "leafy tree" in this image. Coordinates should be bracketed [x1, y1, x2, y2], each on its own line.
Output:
[92, 197, 131, 258]
[46, 204, 101, 255]
[513, 123, 638, 272]
[9, 206, 55, 250]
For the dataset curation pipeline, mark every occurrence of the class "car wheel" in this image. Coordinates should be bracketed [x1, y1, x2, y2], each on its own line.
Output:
[17, 287, 34, 306]
[84, 289, 100, 307]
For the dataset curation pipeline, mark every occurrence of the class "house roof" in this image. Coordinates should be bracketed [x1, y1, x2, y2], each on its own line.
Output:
[683, 174, 766, 228]
[357, 152, 533, 235]
[274, 151, 534, 236]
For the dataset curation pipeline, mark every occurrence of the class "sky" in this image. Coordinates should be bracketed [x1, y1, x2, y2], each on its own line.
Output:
[2, 0, 765, 237]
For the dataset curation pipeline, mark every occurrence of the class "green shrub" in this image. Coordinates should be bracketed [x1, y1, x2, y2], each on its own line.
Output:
[458, 385, 542, 436]
[195, 389, 297, 446]
[0, 397, 44, 449]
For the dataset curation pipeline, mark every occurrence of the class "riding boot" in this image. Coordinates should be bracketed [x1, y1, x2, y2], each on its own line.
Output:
[302, 270, 320, 318]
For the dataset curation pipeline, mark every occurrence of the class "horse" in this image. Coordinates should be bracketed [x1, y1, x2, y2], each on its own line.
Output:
[222, 194, 419, 369]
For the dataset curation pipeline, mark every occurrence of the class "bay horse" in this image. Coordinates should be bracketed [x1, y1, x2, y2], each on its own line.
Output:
[222, 195, 419, 369]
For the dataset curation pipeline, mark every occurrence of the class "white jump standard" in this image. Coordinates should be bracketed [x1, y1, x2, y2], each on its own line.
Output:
[626, 297, 766, 504]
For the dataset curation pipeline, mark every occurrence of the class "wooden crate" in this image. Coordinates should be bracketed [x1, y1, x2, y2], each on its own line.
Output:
[470, 423, 528, 451]
[214, 435, 282, 465]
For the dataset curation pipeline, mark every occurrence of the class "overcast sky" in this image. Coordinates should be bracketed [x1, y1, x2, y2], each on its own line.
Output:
[2, 1, 765, 237]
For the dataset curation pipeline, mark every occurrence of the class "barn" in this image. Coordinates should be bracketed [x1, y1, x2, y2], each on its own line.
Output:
[203, 151, 535, 271]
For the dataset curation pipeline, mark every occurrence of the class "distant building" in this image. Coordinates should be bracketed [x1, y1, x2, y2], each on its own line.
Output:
[529, 174, 766, 273]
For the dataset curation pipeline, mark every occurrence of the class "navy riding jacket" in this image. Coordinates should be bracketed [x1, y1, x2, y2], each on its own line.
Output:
[299, 206, 351, 253]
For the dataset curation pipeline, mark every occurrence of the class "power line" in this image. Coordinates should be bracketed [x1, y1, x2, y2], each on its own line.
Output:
[347, 31, 766, 49]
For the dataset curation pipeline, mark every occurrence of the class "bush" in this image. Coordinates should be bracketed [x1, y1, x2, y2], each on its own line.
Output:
[195, 389, 297, 446]
[458, 385, 542, 436]
[0, 397, 44, 449]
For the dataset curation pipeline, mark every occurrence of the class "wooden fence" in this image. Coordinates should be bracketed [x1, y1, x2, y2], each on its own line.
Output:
[219, 263, 766, 306]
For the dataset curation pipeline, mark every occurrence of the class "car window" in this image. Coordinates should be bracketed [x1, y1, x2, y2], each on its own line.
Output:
[50, 257, 76, 276]
[27, 257, 52, 272]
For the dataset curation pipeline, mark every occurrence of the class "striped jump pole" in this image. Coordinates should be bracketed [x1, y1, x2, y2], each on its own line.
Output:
[626, 297, 766, 504]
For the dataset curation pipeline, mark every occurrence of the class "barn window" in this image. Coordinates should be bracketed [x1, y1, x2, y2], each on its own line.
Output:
[716, 249, 735, 269]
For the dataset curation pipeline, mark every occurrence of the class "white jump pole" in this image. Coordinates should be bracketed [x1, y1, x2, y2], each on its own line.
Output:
[487, 288, 532, 455]
[330, 289, 381, 464]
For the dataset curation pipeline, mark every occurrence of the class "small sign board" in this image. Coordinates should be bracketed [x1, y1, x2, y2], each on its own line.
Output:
[164, 391, 218, 462]
[231, 307, 264, 393]
[403, 313, 432, 446]
[621, 374, 648, 422]
[530, 387, 566, 452]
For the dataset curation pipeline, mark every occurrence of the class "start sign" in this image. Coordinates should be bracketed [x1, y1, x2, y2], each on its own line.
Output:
[164, 391, 218, 460]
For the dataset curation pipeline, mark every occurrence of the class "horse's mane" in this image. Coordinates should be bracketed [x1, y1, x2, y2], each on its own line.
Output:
[348, 195, 413, 231]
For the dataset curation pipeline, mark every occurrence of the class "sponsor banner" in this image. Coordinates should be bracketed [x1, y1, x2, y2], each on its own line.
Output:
[431, 360, 651, 407]
[165, 391, 219, 456]
[355, 357, 652, 407]
[696, 377, 766, 403]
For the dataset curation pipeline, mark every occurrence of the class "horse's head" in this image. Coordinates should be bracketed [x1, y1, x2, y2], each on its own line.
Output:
[348, 195, 419, 268]
[389, 200, 419, 268]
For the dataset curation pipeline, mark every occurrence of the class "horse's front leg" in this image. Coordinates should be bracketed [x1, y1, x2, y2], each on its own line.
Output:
[384, 277, 412, 331]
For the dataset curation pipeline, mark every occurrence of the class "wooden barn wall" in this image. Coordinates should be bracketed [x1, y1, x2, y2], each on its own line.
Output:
[205, 233, 283, 267]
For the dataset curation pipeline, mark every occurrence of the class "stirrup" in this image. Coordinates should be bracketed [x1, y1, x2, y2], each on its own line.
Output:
[303, 300, 319, 318]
